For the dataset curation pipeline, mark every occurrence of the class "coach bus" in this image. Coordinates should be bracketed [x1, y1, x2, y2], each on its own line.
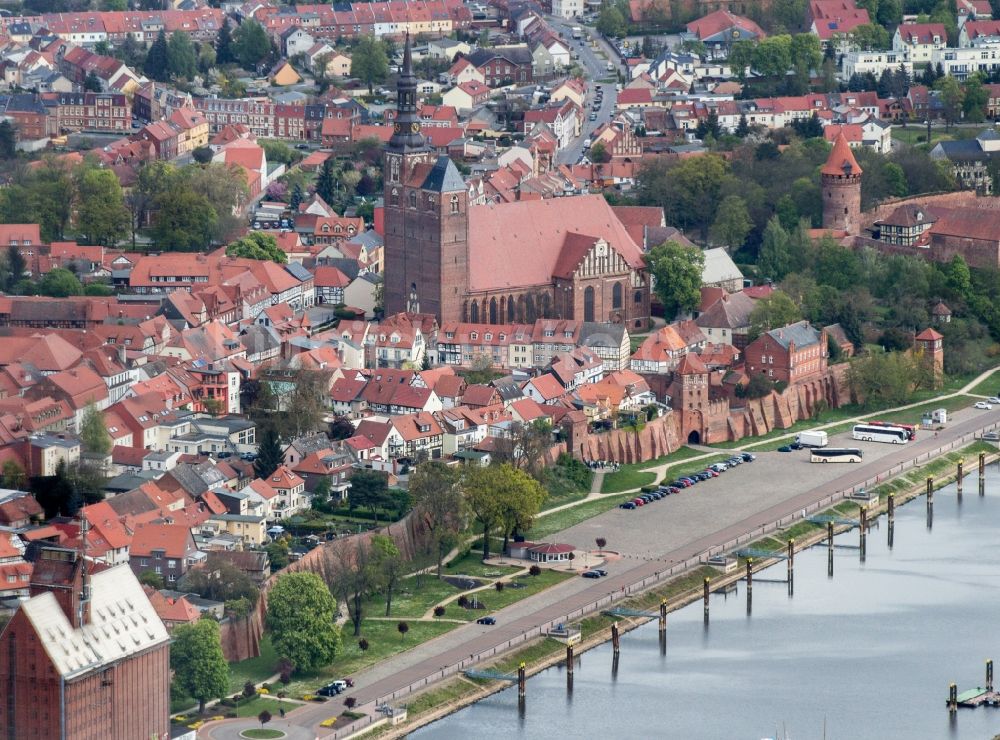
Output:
[866, 420, 917, 440]
[853, 423, 911, 444]
[811, 447, 863, 463]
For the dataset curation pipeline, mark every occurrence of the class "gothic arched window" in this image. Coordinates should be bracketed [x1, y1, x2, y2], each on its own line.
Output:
[451, 194, 460, 214]
[584, 286, 595, 322]
[612, 282, 623, 309]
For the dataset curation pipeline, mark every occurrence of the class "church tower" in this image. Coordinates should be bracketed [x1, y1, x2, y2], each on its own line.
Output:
[821, 131, 863, 234]
[383, 33, 469, 322]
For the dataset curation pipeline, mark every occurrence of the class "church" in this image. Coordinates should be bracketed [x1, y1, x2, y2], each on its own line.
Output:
[383, 36, 652, 330]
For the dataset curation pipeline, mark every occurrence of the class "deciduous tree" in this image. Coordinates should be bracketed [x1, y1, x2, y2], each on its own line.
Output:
[645, 240, 705, 320]
[371, 534, 405, 616]
[170, 619, 229, 713]
[409, 461, 463, 577]
[352, 35, 389, 94]
[348, 469, 391, 522]
[748, 290, 802, 341]
[226, 232, 287, 263]
[79, 403, 111, 455]
[267, 572, 342, 672]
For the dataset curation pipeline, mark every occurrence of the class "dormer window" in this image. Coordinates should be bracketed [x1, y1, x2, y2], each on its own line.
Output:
[485, 333, 492, 340]
[470, 332, 478, 340]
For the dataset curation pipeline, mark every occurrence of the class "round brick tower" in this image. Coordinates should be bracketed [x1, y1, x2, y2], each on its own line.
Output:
[821, 131, 863, 235]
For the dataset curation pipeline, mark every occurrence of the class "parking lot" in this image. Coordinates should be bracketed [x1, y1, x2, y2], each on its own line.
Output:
[556, 406, 996, 561]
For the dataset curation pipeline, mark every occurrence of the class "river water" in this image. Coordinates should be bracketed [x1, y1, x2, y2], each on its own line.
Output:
[413, 470, 1000, 739]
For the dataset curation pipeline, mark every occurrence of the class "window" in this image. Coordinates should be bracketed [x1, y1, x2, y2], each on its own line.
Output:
[451, 194, 460, 213]
[409, 191, 417, 208]
[612, 282, 622, 309]
[635, 290, 643, 304]
[583, 286, 595, 322]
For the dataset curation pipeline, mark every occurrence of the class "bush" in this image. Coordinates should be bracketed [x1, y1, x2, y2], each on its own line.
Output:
[457, 595, 470, 608]
[433, 605, 446, 617]
[243, 681, 256, 699]
[358, 638, 369, 652]
[494, 581, 505, 592]
[640, 485, 657, 493]
[529, 565, 541, 576]
[280, 670, 292, 684]
[344, 697, 357, 709]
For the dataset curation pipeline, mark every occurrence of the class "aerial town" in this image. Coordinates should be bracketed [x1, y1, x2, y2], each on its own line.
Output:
[0, 0, 999, 736]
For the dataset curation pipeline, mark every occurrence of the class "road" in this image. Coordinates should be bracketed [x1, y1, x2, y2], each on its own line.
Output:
[202, 401, 1000, 739]
[544, 18, 622, 166]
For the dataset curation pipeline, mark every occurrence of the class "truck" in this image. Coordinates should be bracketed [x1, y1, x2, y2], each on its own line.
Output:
[795, 430, 828, 448]
[571, 26, 582, 39]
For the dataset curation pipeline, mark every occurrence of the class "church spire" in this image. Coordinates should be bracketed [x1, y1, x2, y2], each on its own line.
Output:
[388, 32, 426, 152]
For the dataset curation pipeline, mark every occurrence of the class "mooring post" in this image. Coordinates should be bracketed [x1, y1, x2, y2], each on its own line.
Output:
[859, 506, 867, 562]
[658, 598, 667, 636]
[703, 577, 710, 624]
[980, 452, 986, 479]
[958, 458, 964, 494]
[566, 645, 574, 675]
[988, 659, 994, 693]
[611, 622, 620, 655]
[746, 557, 753, 614]
[787, 538, 794, 596]
[927, 476, 934, 503]
[888, 492, 895, 522]
[948, 682, 958, 713]
[518, 662, 526, 701]
[827, 521, 834, 578]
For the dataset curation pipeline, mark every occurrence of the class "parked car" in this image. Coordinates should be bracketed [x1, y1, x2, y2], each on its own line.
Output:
[975, 401, 994, 410]
[989, 397, 1000, 404]
[317, 682, 343, 697]
[592, 569, 608, 577]
[741, 452, 756, 462]
[702, 469, 719, 478]
[709, 463, 728, 473]
[778, 445, 793, 452]
[477, 616, 497, 625]
[632, 498, 645, 506]
[984, 431, 1000, 441]
[582, 570, 602, 579]
[620, 501, 637, 509]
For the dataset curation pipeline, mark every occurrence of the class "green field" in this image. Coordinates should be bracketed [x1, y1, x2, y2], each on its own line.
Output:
[600, 446, 704, 492]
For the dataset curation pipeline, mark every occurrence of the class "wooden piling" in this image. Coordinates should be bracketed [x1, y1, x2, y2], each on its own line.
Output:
[658, 599, 667, 635]
[611, 622, 620, 654]
[746, 558, 753, 614]
[927, 476, 934, 503]
[827, 522, 834, 578]
[787, 538, 794, 596]
[566, 645, 574, 675]
[518, 662, 526, 700]
[948, 682, 958, 713]
[703, 577, 710, 623]
[958, 458, 964, 493]
[859, 507, 867, 562]
[988, 659, 994, 693]
[888, 493, 895, 522]
[980, 452, 986, 479]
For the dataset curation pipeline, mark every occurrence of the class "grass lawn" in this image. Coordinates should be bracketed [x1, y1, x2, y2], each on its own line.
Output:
[474, 570, 572, 615]
[891, 125, 980, 148]
[280, 619, 458, 698]
[968, 368, 1000, 397]
[600, 446, 704, 492]
[445, 551, 521, 578]
[229, 635, 279, 693]
[362, 574, 464, 619]
[232, 696, 290, 719]
[528, 496, 624, 540]
[406, 678, 478, 719]
[663, 454, 734, 482]
[241, 730, 285, 739]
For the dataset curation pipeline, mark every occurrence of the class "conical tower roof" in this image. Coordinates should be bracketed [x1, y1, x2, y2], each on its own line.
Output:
[822, 131, 862, 177]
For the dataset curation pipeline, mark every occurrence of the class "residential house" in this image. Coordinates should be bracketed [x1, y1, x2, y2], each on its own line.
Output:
[744, 320, 828, 384]
[129, 523, 199, 586]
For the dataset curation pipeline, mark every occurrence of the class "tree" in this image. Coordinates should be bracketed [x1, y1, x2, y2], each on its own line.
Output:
[151, 186, 218, 251]
[590, 141, 611, 163]
[290, 182, 304, 212]
[138, 570, 164, 589]
[397, 621, 410, 640]
[170, 619, 229, 713]
[935, 75, 964, 129]
[79, 403, 111, 455]
[233, 19, 270, 70]
[495, 465, 546, 554]
[596, 4, 626, 37]
[267, 572, 342, 672]
[216, 19, 235, 65]
[638, 154, 731, 240]
[596, 537, 607, 550]
[846, 350, 922, 407]
[167, 31, 197, 80]
[409, 461, 464, 577]
[178, 555, 259, 608]
[83, 70, 103, 92]
[710, 195, 752, 249]
[144, 30, 170, 81]
[757, 216, 796, 282]
[254, 427, 283, 478]
[963, 74, 988, 123]
[192, 146, 213, 164]
[850, 23, 891, 51]
[39, 268, 82, 297]
[258, 710, 272, 727]
[226, 232, 288, 263]
[315, 158, 337, 206]
[748, 290, 802, 341]
[0, 120, 15, 160]
[329, 416, 355, 440]
[324, 539, 374, 637]
[645, 240, 705, 320]
[352, 35, 389, 94]
[348, 469, 391, 521]
[371, 534, 404, 617]
[76, 168, 129, 246]
[462, 465, 505, 560]
[4, 245, 25, 291]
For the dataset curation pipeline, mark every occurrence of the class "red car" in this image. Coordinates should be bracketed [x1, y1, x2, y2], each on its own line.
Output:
[632, 498, 645, 506]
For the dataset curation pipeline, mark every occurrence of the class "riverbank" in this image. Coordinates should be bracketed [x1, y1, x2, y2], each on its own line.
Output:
[362, 439, 999, 739]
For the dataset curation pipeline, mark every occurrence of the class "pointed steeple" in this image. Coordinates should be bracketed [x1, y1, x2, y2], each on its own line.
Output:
[822, 131, 863, 177]
[388, 31, 427, 152]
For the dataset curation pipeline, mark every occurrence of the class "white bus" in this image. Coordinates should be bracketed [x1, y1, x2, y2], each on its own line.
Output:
[811, 447, 863, 463]
[852, 423, 910, 444]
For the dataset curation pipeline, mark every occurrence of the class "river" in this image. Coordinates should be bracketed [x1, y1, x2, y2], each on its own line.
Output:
[412, 470, 1000, 739]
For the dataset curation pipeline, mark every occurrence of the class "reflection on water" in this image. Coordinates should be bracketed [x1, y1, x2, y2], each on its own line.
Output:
[413, 471, 1000, 739]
